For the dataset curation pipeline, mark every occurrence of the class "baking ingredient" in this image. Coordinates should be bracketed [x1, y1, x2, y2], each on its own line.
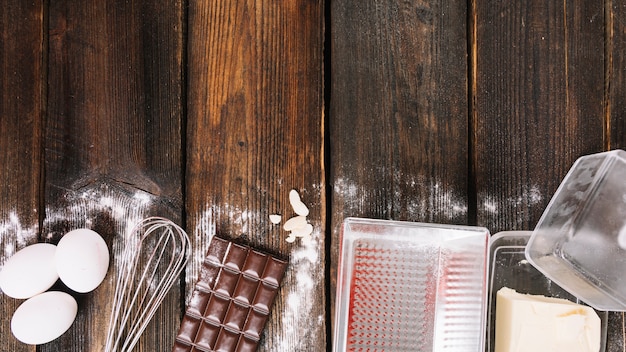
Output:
[290, 223, 313, 237]
[55, 228, 109, 293]
[105, 217, 190, 352]
[173, 237, 287, 352]
[284, 219, 313, 243]
[0, 243, 59, 299]
[272, 223, 320, 351]
[289, 189, 309, 216]
[287, 223, 313, 244]
[283, 215, 307, 231]
[273, 189, 314, 244]
[269, 214, 282, 224]
[495, 287, 601, 352]
[11, 291, 78, 345]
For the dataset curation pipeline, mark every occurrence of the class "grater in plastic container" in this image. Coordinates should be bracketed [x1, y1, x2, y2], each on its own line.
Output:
[333, 218, 489, 352]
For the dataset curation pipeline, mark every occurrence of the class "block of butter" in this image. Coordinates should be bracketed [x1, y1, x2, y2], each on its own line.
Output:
[495, 287, 601, 352]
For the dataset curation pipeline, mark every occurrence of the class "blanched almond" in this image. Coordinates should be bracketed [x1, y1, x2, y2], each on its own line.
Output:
[283, 215, 307, 231]
[269, 214, 282, 224]
[289, 189, 309, 216]
[290, 223, 313, 237]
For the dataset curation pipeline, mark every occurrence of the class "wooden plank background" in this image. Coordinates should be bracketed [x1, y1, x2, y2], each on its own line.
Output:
[1, 0, 626, 351]
[329, 0, 470, 327]
[1, 2, 43, 352]
[185, 1, 325, 351]
[42, 0, 185, 351]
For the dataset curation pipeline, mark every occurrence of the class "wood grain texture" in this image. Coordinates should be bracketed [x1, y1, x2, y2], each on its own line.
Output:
[473, 0, 625, 349]
[43, 0, 184, 351]
[185, 1, 325, 351]
[472, 0, 605, 233]
[3, 0, 626, 350]
[0, 1, 44, 351]
[609, 1, 626, 150]
[606, 3, 626, 349]
[330, 0, 469, 332]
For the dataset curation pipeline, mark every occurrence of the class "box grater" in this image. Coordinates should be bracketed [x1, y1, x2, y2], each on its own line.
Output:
[333, 218, 489, 352]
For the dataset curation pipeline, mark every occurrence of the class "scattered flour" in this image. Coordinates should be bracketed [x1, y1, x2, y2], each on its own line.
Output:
[41, 185, 158, 283]
[44, 188, 153, 241]
[336, 176, 543, 226]
[185, 206, 216, 300]
[480, 184, 543, 216]
[334, 176, 468, 221]
[270, 228, 323, 351]
[527, 185, 542, 204]
[1, 186, 156, 296]
[333, 178, 359, 201]
[208, 202, 258, 237]
[482, 197, 499, 215]
[0, 211, 38, 268]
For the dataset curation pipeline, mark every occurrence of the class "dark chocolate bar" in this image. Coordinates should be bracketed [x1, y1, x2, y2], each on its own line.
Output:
[173, 237, 287, 352]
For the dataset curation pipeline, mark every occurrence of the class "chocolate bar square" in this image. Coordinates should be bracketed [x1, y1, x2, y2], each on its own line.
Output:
[173, 237, 287, 352]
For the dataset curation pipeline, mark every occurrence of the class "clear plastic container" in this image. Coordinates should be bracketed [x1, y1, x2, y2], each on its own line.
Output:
[333, 217, 490, 352]
[488, 231, 607, 352]
[526, 149, 626, 311]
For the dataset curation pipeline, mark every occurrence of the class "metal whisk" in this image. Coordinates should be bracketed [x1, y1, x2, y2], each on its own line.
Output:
[104, 217, 190, 352]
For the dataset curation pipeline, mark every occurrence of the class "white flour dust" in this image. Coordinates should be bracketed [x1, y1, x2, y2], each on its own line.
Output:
[335, 175, 544, 224]
[0, 211, 38, 268]
[42, 186, 156, 278]
[482, 197, 499, 215]
[271, 228, 323, 351]
[333, 178, 359, 202]
[208, 202, 260, 236]
[185, 206, 216, 300]
[1, 186, 156, 297]
[334, 175, 468, 221]
[0, 186, 156, 297]
[405, 178, 468, 220]
[43, 188, 153, 241]
[480, 184, 543, 216]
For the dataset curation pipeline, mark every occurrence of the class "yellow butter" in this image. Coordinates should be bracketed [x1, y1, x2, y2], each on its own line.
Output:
[495, 287, 600, 352]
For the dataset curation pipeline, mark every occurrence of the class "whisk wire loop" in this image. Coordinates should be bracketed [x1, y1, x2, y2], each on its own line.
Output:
[104, 217, 190, 352]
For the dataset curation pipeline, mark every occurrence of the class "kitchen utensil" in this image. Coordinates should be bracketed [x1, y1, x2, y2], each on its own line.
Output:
[104, 217, 190, 352]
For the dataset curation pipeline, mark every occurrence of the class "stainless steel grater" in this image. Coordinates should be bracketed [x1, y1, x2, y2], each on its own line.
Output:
[333, 218, 489, 352]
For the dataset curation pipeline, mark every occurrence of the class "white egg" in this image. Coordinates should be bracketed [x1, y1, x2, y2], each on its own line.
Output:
[11, 291, 78, 345]
[0, 243, 59, 299]
[55, 228, 109, 293]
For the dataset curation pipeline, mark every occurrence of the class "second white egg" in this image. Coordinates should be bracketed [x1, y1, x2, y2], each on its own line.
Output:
[55, 228, 109, 293]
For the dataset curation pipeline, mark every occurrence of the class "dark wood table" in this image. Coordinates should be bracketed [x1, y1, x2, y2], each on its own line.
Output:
[1, 0, 625, 351]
